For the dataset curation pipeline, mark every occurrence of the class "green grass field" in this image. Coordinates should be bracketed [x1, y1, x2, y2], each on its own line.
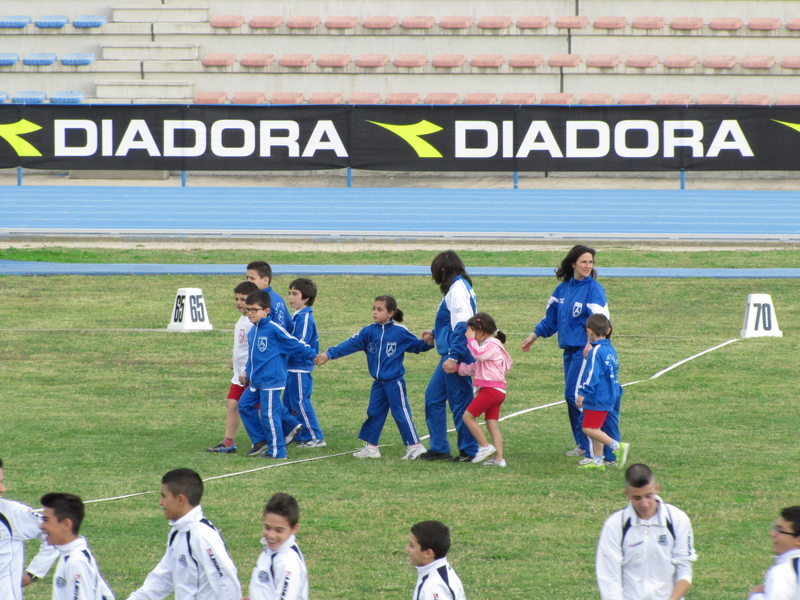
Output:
[0, 248, 797, 600]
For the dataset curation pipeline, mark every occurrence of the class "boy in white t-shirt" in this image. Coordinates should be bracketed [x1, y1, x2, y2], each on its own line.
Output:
[207, 281, 260, 454]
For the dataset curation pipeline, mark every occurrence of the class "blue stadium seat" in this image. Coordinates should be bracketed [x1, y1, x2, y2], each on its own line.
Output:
[61, 53, 95, 66]
[13, 91, 47, 104]
[51, 91, 85, 104]
[73, 15, 107, 28]
[0, 15, 31, 28]
[35, 15, 69, 28]
[23, 53, 57, 66]
[0, 53, 20, 66]
[0, 92, 8, 103]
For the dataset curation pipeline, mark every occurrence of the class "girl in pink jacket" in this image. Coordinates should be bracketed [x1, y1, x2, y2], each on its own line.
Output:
[457, 312, 513, 467]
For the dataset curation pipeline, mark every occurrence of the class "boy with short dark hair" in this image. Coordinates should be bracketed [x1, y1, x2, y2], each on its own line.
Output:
[39, 492, 114, 600]
[207, 280, 260, 454]
[125, 469, 240, 600]
[238, 292, 318, 459]
[405, 521, 466, 600]
[286, 278, 325, 447]
[244, 493, 308, 600]
[246, 261, 292, 333]
[576, 314, 629, 471]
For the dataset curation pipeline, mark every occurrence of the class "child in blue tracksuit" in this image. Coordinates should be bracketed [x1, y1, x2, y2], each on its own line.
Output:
[239, 291, 318, 459]
[575, 314, 628, 471]
[315, 295, 434, 460]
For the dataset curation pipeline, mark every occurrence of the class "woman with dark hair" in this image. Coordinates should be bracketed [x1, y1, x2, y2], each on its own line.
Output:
[419, 251, 479, 462]
[521, 245, 616, 463]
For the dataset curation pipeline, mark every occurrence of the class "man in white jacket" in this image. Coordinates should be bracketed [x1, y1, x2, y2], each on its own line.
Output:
[0, 458, 58, 600]
[748, 506, 800, 600]
[596, 464, 697, 600]
[126, 469, 241, 600]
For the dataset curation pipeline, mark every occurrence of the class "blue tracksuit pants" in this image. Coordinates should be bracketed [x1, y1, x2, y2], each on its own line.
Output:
[424, 356, 478, 456]
[563, 347, 590, 454]
[359, 378, 420, 446]
[284, 371, 324, 442]
[239, 387, 288, 458]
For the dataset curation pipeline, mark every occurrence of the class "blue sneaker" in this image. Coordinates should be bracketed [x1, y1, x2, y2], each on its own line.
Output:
[206, 443, 236, 454]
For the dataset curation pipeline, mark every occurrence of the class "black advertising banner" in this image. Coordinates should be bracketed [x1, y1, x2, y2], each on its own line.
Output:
[2, 103, 800, 172]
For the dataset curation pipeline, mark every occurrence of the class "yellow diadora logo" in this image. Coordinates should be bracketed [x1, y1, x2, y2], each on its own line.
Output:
[366, 120, 443, 157]
[0, 119, 43, 156]
[773, 119, 800, 134]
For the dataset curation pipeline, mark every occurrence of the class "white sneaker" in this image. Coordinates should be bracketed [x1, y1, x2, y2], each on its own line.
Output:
[471, 444, 497, 463]
[284, 424, 302, 445]
[484, 458, 507, 467]
[353, 444, 381, 458]
[565, 446, 585, 457]
[298, 439, 327, 448]
[402, 444, 426, 460]
[578, 457, 594, 466]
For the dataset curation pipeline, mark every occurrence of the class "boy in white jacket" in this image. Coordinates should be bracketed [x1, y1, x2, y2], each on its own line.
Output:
[406, 520, 466, 600]
[748, 506, 800, 600]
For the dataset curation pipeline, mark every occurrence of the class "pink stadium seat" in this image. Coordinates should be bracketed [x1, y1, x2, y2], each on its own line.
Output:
[516, 16, 550, 29]
[478, 17, 512, 29]
[587, 54, 620, 68]
[464, 92, 497, 104]
[709, 18, 742, 31]
[424, 92, 459, 104]
[401, 17, 435, 29]
[781, 56, 800, 68]
[347, 92, 382, 104]
[363, 17, 397, 29]
[394, 54, 427, 67]
[286, 16, 321, 29]
[316, 54, 350, 67]
[633, 17, 666, 30]
[440, 16, 474, 29]
[626, 55, 659, 68]
[658, 94, 692, 105]
[697, 93, 731, 105]
[619, 93, 652, 105]
[502, 93, 536, 104]
[593, 17, 627, 30]
[202, 53, 236, 67]
[325, 16, 358, 29]
[548, 54, 581, 68]
[776, 94, 800, 105]
[509, 55, 543, 68]
[664, 55, 698, 68]
[555, 16, 589, 29]
[669, 17, 703, 30]
[232, 92, 266, 104]
[747, 18, 781, 31]
[194, 92, 227, 104]
[703, 56, 737, 69]
[211, 15, 244, 28]
[240, 54, 274, 67]
[309, 92, 343, 104]
[742, 56, 776, 69]
[271, 92, 305, 104]
[580, 93, 614, 105]
[248, 16, 282, 29]
[787, 19, 800, 31]
[541, 92, 575, 104]
[736, 94, 770, 105]
[432, 54, 466, 68]
[470, 54, 504, 68]
[279, 54, 314, 67]
[386, 93, 420, 104]
[355, 54, 389, 67]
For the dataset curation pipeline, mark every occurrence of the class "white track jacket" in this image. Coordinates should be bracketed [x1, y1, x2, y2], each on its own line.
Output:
[749, 548, 800, 600]
[596, 497, 697, 600]
[52, 536, 114, 600]
[412, 557, 466, 600]
[248, 535, 308, 600]
[126, 506, 241, 600]
[0, 498, 59, 600]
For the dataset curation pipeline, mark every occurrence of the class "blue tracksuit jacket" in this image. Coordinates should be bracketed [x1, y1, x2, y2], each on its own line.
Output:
[325, 321, 433, 381]
[287, 307, 318, 372]
[245, 318, 317, 389]
[433, 276, 477, 363]
[533, 276, 609, 348]
[263, 286, 293, 334]
[576, 339, 623, 411]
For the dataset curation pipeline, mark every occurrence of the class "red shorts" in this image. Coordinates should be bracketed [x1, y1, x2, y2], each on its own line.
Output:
[582, 410, 608, 429]
[226, 383, 246, 401]
[466, 388, 506, 421]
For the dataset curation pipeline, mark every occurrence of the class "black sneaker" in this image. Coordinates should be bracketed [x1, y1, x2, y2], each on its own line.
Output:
[246, 441, 268, 457]
[448, 452, 476, 463]
[206, 443, 236, 454]
[419, 451, 453, 461]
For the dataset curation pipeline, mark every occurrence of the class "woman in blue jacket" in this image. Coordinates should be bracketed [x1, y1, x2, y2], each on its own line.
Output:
[521, 245, 611, 460]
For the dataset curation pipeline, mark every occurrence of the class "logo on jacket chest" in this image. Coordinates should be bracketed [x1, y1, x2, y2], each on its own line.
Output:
[368, 342, 377, 354]
[658, 534, 668, 546]
[258, 336, 268, 352]
[258, 570, 271, 583]
[238, 329, 246, 343]
[178, 554, 188, 567]
[386, 342, 397, 357]
[56, 576, 67, 588]
[572, 302, 583, 317]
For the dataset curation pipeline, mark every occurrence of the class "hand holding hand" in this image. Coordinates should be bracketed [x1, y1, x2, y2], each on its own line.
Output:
[421, 331, 435, 346]
[239, 374, 248, 385]
[443, 359, 458, 374]
[314, 353, 329, 366]
[465, 327, 476, 339]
